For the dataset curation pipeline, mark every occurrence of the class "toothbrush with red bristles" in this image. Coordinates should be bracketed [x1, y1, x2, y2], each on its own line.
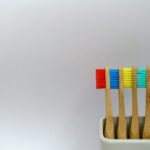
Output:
[96, 67, 114, 139]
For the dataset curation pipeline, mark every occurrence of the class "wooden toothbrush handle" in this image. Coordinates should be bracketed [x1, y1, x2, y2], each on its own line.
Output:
[117, 67, 127, 139]
[105, 88, 114, 139]
[104, 67, 114, 139]
[130, 66, 139, 139]
[143, 66, 150, 139]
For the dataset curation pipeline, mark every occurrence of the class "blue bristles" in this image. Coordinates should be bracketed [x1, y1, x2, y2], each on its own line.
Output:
[110, 69, 119, 89]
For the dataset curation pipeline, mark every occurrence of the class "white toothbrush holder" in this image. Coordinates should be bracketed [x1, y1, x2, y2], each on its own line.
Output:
[100, 117, 150, 150]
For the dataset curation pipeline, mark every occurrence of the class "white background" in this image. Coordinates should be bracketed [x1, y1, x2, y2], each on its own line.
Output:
[0, 0, 150, 150]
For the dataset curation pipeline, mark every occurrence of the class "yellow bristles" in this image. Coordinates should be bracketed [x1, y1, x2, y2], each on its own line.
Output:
[123, 68, 132, 88]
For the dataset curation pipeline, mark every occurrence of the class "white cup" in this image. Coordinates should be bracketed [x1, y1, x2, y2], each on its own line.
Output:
[100, 117, 150, 150]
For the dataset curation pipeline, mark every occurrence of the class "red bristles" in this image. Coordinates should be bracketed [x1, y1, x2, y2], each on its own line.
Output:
[96, 69, 106, 89]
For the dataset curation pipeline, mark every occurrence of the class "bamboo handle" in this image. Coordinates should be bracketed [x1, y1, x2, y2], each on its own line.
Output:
[104, 67, 114, 139]
[143, 66, 150, 139]
[130, 66, 140, 139]
[117, 67, 127, 139]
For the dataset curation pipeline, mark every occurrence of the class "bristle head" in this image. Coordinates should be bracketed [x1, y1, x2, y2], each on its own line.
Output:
[110, 69, 119, 89]
[123, 68, 132, 88]
[96, 69, 106, 89]
[138, 67, 146, 88]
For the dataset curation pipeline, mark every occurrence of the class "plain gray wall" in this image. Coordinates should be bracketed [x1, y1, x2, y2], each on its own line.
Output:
[0, 0, 150, 149]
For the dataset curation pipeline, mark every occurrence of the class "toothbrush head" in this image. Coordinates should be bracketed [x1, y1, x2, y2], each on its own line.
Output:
[123, 68, 132, 88]
[96, 69, 106, 89]
[110, 69, 119, 89]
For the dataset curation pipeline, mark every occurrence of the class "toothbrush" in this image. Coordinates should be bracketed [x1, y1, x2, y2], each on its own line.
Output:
[105, 67, 114, 138]
[96, 67, 114, 138]
[117, 67, 127, 139]
[143, 66, 150, 139]
[130, 66, 140, 139]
